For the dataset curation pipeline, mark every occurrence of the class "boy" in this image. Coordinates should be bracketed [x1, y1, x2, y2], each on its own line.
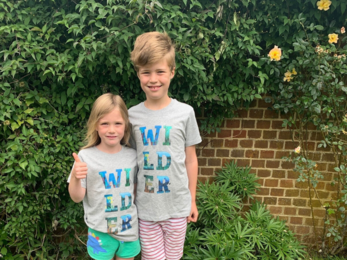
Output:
[129, 31, 201, 260]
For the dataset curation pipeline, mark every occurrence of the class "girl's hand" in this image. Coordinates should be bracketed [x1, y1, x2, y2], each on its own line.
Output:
[72, 153, 88, 179]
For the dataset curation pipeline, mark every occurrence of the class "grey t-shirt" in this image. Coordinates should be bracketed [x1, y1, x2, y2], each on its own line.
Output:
[128, 99, 202, 221]
[67, 146, 138, 241]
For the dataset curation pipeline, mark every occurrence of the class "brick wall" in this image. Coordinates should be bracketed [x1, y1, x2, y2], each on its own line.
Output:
[196, 98, 337, 242]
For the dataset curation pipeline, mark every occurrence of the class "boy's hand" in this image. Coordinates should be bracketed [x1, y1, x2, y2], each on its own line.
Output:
[72, 153, 88, 179]
[187, 202, 198, 223]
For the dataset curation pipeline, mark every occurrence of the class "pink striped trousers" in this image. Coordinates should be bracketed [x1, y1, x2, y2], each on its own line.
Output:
[139, 217, 187, 260]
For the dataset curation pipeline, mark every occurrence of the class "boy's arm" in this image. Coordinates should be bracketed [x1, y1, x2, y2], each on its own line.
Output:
[68, 153, 87, 203]
[185, 145, 199, 223]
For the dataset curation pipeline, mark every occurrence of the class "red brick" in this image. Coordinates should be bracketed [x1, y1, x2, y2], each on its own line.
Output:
[290, 217, 303, 225]
[309, 200, 322, 208]
[245, 150, 259, 158]
[306, 142, 316, 151]
[233, 130, 247, 138]
[293, 199, 307, 207]
[284, 207, 297, 215]
[235, 159, 251, 167]
[208, 158, 221, 166]
[287, 171, 300, 179]
[231, 150, 245, 157]
[310, 132, 323, 141]
[272, 121, 284, 129]
[322, 153, 335, 162]
[248, 130, 262, 139]
[249, 100, 257, 107]
[257, 120, 271, 129]
[226, 119, 240, 128]
[285, 141, 300, 150]
[250, 196, 263, 203]
[249, 109, 263, 118]
[307, 122, 317, 130]
[298, 208, 311, 216]
[198, 176, 210, 183]
[307, 153, 321, 161]
[240, 140, 253, 148]
[313, 209, 326, 218]
[224, 140, 238, 148]
[260, 150, 274, 158]
[266, 160, 280, 168]
[296, 226, 310, 234]
[305, 218, 319, 226]
[256, 178, 264, 186]
[278, 198, 291, 205]
[216, 149, 229, 157]
[269, 206, 283, 214]
[316, 163, 327, 171]
[279, 216, 289, 222]
[270, 141, 284, 149]
[300, 190, 314, 198]
[262, 131, 277, 139]
[265, 179, 278, 187]
[272, 170, 285, 178]
[279, 131, 293, 140]
[281, 161, 295, 169]
[275, 151, 289, 159]
[257, 188, 270, 195]
[241, 120, 255, 128]
[197, 138, 209, 147]
[251, 160, 265, 168]
[280, 180, 294, 188]
[198, 158, 207, 166]
[286, 189, 299, 197]
[264, 197, 277, 205]
[236, 109, 248, 118]
[264, 110, 279, 118]
[254, 140, 268, 148]
[201, 168, 214, 176]
[271, 188, 284, 196]
[327, 164, 337, 172]
[295, 182, 309, 189]
[317, 191, 329, 199]
[258, 169, 271, 177]
[211, 139, 223, 147]
[202, 149, 215, 157]
[258, 99, 271, 108]
[204, 132, 216, 138]
[218, 130, 231, 138]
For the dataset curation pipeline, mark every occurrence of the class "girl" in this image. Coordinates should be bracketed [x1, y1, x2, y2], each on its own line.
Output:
[68, 93, 140, 260]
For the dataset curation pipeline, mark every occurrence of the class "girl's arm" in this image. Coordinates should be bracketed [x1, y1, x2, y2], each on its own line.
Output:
[68, 153, 87, 203]
[185, 145, 199, 223]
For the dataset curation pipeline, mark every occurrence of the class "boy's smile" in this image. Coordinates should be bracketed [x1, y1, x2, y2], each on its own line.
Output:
[137, 58, 175, 107]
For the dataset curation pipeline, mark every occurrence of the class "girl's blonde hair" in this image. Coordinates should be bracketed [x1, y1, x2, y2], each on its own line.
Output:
[82, 93, 130, 150]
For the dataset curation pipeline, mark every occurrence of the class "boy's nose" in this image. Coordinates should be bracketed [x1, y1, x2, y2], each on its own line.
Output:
[149, 73, 157, 83]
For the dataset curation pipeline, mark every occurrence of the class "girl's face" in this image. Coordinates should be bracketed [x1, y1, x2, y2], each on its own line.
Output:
[95, 107, 125, 153]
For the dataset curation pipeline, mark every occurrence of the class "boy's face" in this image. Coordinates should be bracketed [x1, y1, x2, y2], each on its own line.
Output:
[137, 58, 175, 104]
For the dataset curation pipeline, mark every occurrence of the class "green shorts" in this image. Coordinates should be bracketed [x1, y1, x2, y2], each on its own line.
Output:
[87, 228, 141, 260]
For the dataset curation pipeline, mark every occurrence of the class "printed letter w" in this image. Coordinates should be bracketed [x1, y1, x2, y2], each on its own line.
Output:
[140, 126, 161, 146]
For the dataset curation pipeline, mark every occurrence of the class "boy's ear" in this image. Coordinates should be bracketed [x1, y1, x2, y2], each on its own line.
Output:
[170, 67, 175, 79]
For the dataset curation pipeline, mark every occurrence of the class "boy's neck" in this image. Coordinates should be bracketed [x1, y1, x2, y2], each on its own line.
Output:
[144, 96, 172, 111]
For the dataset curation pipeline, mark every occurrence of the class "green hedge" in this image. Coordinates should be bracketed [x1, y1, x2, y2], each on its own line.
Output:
[0, 0, 346, 258]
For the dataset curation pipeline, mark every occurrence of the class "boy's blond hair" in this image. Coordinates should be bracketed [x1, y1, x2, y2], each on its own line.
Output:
[130, 31, 175, 71]
[82, 93, 130, 150]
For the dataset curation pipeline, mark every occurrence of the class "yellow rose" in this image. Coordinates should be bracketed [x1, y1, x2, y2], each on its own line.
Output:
[268, 45, 282, 61]
[294, 146, 301, 154]
[317, 0, 332, 11]
[291, 68, 297, 75]
[328, 33, 338, 44]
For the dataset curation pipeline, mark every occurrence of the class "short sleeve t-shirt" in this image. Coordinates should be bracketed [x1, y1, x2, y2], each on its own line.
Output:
[128, 99, 202, 221]
[67, 146, 138, 242]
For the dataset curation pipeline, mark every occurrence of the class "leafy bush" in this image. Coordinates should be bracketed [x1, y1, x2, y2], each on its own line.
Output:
[184, 162, 306, 260]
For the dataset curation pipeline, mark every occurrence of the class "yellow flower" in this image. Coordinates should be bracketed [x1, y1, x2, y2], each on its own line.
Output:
[268, 45, 282, 61]
[291, 68, 297, 75]
[317, 0, 332, 11]
[283, 70, 293, 82]
[294, 146, 301, 154]
[341, 27, 345, 34]
[19, 81, 25, 87]
[328, 33, 338, 44]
